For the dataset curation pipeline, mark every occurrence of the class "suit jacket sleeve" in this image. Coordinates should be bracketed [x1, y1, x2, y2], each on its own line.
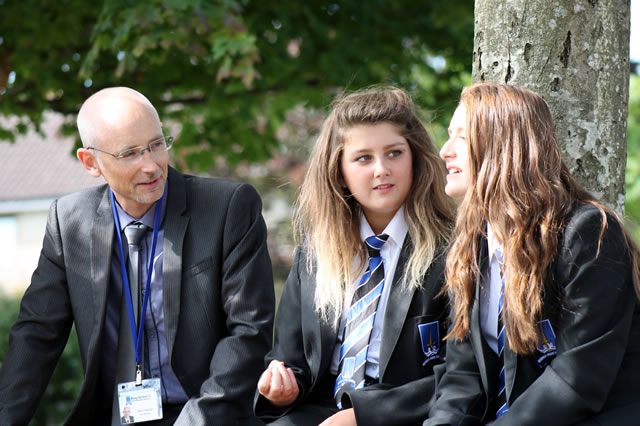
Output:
[424, 335, 488, 425]
[493, 207, 637, 425]
[176, 183, 275, 425]
[254, 246, 314, 420]
[0, 200, 74, 425]
[348, 375, 438, 425]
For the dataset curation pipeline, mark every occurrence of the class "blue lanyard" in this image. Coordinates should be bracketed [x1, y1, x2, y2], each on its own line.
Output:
[110, 191, 163, 383]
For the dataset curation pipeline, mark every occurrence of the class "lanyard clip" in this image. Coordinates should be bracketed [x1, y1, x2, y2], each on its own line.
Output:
[136, 363, 142, 386]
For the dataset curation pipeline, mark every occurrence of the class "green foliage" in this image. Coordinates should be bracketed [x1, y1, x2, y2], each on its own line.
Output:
[0, 294, 83, 425]
[626, 73, 640, 239]
[0, 0, 473, 170]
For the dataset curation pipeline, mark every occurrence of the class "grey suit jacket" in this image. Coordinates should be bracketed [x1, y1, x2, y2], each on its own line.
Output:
[425, 204, 640, 425]
[0, 167, 275, 425]
[255, 239, 449, 426]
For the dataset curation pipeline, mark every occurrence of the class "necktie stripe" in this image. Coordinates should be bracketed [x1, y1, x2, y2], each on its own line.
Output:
[346, 281, 384, 323]
[339, 312, 377, 361]
[495, 247, 509, 418]
[335, 234, 388, 407]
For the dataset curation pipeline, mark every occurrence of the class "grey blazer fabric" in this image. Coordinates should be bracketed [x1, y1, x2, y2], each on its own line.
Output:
[425, 204, 640, 425]
[0, 167, 275, 425]
[255, 239, 449, 425]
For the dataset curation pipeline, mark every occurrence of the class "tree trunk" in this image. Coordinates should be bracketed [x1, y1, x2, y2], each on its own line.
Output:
[473, 0, 631, 214]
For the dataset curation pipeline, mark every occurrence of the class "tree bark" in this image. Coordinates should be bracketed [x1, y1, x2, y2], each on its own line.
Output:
[473, 0, 631, 214]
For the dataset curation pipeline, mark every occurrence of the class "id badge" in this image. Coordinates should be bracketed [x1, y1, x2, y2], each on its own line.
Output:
[117, 378, 163, 424]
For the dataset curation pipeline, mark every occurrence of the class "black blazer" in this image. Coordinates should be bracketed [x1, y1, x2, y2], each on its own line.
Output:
[0, 167, 275, 425]
[426, 204, 640, 425]
[255, 238, 449, 425]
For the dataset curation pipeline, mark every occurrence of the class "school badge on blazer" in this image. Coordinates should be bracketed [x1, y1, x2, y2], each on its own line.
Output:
[418, 321, 441, 366]
[536, 319, 557, 368]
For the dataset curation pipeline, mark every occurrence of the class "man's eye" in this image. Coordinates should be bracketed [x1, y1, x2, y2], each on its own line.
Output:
[119, 149, 139, 159]
[150, 141, 165, 151]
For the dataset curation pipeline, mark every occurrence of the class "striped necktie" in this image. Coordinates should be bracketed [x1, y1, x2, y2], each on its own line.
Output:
[495, 247, 509, 418]
[334, 234, 389, 408]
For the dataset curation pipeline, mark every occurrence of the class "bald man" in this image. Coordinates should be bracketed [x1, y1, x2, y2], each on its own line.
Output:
[0, 87, 275, 425]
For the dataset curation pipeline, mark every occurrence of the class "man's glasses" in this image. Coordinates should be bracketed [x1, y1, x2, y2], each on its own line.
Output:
[87, 135, 174, 161]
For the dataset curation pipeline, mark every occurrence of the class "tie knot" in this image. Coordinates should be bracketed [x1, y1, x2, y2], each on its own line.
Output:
[365, 234, 388, 258]
[124, 222, 150, 247]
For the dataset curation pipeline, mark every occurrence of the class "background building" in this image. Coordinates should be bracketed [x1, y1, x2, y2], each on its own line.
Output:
[0, 113, 98, 294]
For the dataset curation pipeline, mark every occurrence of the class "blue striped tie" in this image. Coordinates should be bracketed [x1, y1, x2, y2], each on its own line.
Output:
[495, 247, 509, 418]
[334, 234, 388, 408]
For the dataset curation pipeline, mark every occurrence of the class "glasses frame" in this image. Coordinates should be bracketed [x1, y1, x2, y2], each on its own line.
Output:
[87, 135, 174, 161]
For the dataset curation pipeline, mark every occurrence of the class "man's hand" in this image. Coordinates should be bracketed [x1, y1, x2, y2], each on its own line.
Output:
[257, 360, 299, 408]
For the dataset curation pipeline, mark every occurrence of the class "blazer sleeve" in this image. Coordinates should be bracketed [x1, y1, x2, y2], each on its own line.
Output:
[493, 207, 638, 425]
[176, 183, 275, 425]
[348, 376, 437, 425]
[254, 246, 315, 420]
[424, 325, 487, 425]
[0, 200, 74, 425]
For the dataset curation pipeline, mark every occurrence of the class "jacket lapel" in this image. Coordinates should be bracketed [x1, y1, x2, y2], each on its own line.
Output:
[162, 168, 189, 356]
[378, 238, 415, 378]
[302, 261, 339, 381]
[470, 240, 492, 396]
[86, 186, 115, 376]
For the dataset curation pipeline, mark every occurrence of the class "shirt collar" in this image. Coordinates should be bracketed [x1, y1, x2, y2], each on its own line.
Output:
[359, 206, 409, 249]
[115, 181, 168, 231]
[486, 223, 503, 263]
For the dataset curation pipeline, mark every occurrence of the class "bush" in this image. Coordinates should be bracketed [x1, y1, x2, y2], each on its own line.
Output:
[0, 294, 82, 425]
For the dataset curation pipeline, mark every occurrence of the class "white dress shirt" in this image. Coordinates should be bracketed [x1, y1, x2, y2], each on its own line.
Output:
[480, 224, 504, 355]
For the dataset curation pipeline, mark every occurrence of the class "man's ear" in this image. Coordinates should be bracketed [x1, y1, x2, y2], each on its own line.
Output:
[77, 148, 102, 178]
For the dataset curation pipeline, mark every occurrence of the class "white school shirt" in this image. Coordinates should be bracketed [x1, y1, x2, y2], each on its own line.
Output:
[329, 207, 409, 379]
[480, 224, 503, 355]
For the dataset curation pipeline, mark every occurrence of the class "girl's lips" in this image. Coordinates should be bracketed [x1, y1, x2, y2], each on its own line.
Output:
[447, 167, 462, 174]
[374, 183, 394, 191]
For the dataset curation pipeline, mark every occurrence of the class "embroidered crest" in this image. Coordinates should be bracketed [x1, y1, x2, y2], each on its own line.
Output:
[536, 319, 557, 368]
[418, 321, 440, 366]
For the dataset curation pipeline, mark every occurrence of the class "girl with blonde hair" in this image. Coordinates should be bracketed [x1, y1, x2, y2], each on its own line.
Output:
[426, 82, 640, 425]
[255, 86, 456, 425]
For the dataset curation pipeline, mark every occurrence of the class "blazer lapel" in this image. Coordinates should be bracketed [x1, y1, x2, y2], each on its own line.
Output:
[470, 240, 492, 396]
[302, 262, 339, 381]
[504, 319, 517, 402]
[86, 186, 115, 366]
[162, 168, 189, 356]
[378, 238, 415, 378]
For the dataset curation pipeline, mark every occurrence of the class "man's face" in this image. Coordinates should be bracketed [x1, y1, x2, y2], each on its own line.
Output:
[91, 104, 168, 218]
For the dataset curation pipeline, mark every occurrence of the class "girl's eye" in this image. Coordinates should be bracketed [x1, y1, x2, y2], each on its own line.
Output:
[356, 155, 371, 162]
[388, 150, 402, 158]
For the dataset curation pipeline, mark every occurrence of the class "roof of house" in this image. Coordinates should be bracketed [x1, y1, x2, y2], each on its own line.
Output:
[0, 113, 101, 202]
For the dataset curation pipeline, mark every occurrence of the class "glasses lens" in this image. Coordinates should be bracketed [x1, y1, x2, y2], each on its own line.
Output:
[119, 148, 142, 160]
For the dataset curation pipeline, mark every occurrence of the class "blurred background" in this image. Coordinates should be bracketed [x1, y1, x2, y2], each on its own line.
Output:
[0, 1, 637, 423]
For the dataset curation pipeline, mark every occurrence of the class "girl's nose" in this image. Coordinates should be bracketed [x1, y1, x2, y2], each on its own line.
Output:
[374, 158, 390, 177]
[440, 138, 454, 160]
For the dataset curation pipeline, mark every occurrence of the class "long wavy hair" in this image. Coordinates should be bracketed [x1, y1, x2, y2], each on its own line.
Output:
[294, 86, 456, 323]
[445, 82, 640, 353]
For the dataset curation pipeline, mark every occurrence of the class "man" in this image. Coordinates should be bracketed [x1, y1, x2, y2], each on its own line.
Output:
[121, 405, 134, 424]
[0, 87, 275, 425]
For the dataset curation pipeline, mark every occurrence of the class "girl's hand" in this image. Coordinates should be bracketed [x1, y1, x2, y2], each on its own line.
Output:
[319, 408, 357, 426]
[257, 360, 299, 408]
